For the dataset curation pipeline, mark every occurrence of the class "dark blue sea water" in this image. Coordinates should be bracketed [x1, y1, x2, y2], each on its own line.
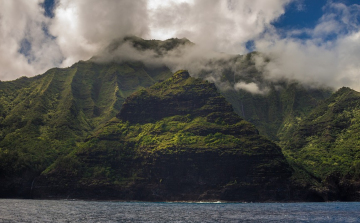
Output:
[0, 199, 359, 222]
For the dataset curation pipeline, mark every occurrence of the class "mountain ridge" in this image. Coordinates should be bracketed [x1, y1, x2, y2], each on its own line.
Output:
[282, 87, 360, 201]
[0, 36, 359, 201]
[0, 58, 173, 197]
[33, 70, 294, 201]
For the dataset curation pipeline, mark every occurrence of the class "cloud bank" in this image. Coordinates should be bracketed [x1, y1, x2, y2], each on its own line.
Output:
[0, 0, 360, 92]
[0, 0, 62, 80]
[254, 2, 360, 90]
[0, 0, 289, 81]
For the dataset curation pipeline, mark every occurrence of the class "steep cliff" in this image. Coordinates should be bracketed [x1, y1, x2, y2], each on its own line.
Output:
[200, 52, 332, 141]
[0, 60, 172, 198]
[283, 87, 360, 201]
[33, 70, 293, 201]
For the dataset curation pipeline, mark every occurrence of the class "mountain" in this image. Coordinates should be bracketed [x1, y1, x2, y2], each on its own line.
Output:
[33, 70, 293, 201]
[0, 36, 358, 201]
[197, 52, 332, 141]
[282, 87, 360, 201]
[94, 35, 193, 61]
[0, 59, 172, 197]
[120, 35, 193, 54]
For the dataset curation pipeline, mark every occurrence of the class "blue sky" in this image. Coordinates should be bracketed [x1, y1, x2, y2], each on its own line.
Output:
[43, 0, 352, 32]
[0, 0, 360, 91]
[37, 0, 359, 54]
[273, 1, 327, 30]
[272, 0, 359, 40]
[42, 0, 56, 18]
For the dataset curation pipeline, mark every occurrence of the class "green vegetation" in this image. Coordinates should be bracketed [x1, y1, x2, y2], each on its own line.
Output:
[35, 70, 291, 201]
[1, 35, 360, 200]
[211, 53, 332, 141]
[0, 55, 172, 196]
[282, 87, 360, 182]
[42, 113, 276, 187]
[191, 52, 360, 199]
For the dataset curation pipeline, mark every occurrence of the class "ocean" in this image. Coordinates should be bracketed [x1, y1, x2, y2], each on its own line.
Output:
[0, 199, 359, 222]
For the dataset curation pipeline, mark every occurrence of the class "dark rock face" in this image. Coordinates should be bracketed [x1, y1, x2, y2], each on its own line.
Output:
[118, 70, 233, 124]
[34, 152, 293, 202]
[33, 70, 295, 201]
[34, 152, 292, 201]
[135, 151, 292, 201]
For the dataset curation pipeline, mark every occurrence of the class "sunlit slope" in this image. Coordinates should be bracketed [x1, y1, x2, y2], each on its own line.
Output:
[283, 87, 360, 200]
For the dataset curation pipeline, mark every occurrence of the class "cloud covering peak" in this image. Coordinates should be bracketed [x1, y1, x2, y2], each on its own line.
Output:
[0, 0, 290, 80]
[0, 0, 360, 92]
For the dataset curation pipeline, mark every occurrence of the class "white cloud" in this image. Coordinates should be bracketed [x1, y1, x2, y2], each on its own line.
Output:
[0, 0, 291, 81]
[1, 0, 359, 93]
[254, 2, 360, 91]
[235, 81, 269, 94]
[49, 0, 149, 67]
[147, 0, 290, 54]
[0, 0, 62, 80]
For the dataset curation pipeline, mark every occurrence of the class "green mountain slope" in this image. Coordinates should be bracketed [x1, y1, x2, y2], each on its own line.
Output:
[0, 60, 172, 197]
[222, 82, 331, 141]
[1, 36, 355, 201]
[197, 52, 332, 141]
[33, 70, 292, 201]
[283, 87, 360, 200]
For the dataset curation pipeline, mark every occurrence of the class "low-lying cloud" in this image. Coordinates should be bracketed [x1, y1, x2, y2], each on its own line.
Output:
[0, 0, 289, 81]
[93, 37, 237, 90]
[234, 82, 270, 95]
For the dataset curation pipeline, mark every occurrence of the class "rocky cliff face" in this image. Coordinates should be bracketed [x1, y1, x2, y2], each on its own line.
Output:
[33, 70, 294, 201]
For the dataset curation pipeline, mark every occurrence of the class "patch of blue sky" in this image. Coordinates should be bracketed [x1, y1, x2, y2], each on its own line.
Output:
[271, 0, 360, 42]
[41, 0, 56, 18]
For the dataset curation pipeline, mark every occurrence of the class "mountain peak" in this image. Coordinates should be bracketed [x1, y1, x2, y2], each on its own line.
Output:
[333, 86, 355, 96]
[117, 71, 236, 124]
[173, 70, 190, 80]
[108, 36, 193, 54]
